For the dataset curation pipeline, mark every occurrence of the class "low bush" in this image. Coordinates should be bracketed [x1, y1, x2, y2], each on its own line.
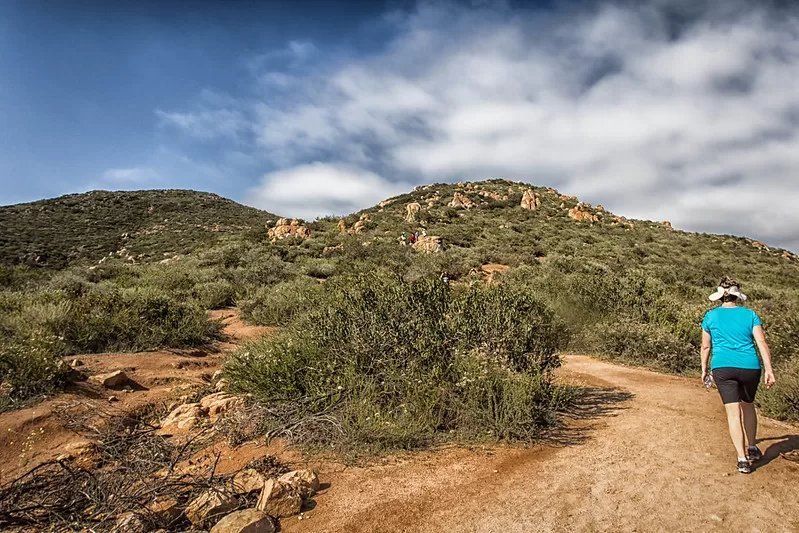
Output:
[238, 277, 326, 326]
[225, 273, 572, 453]
[584, 319, 698, 374]
[757, 357, 799, 421]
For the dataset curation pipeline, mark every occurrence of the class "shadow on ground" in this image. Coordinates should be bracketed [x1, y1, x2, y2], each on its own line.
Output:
[754, 434, 799, 470]
[546, 386, 634, 447]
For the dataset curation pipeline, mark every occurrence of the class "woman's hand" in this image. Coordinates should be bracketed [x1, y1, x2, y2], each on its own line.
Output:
[765, 370, 776, 388]
[701, 369, 711, 387]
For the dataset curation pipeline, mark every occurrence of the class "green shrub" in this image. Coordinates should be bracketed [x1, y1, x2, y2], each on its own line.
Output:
[238, 277, 326, 326]
[586, 319, 698, 373]
[225, 273, 572, 453]
[757, 358, 799, 421]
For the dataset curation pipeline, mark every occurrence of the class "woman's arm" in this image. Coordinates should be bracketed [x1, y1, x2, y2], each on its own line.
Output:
[753, 325, 776, 387]
[701, 330, 712, 384]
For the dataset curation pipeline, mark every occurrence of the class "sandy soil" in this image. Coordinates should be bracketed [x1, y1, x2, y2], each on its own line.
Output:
[284, 356, 799, 533]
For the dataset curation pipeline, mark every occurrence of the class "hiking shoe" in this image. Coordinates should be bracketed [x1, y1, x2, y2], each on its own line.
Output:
[738, 460, 752, 474]
[747, 446, 763, 462]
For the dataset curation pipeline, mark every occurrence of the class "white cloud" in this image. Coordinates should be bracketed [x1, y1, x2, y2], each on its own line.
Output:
[160, 0, 799, 251]
[101, 167, 159, 184]
[247, 163, 412, 220]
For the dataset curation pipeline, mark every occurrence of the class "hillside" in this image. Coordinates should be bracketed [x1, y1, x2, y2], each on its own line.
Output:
[0, 189, 277, 268]
[334, 179, 799, 290]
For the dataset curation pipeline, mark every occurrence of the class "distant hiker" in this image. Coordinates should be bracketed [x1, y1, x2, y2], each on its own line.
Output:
[440, 270, 450, 287]
[409, 233, 417, 244]
[400, 232, 407, 246]
[422, 229, 427, 237]
[701, 277, 776, 474]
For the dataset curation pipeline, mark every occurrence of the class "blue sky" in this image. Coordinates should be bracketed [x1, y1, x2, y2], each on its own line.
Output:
[2, 0, 799, 252]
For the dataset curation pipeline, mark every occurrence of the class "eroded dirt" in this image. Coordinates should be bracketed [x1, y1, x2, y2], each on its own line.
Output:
[0, 309, 272, 483]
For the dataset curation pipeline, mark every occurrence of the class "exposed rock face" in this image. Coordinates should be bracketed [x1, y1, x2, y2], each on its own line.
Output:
[448, 192, 475, 209]
[161, 403, 206, 431]
[89, 370, 129, 389]
[185, 490, 239, 528]
[268, 219, 309, 241]
[568, 202, 599, 223]
[750, 240, 769, 251]
[405, 202, 422, 223]
[256, 479, 302, 518]
[479, 190, 502, 201]
[520, 190, 541, 210]
[611, 215, 635, 229]
[337, 219, 347, 234]
[278, 470, 320, 500]
[378, 199, 395, 208]
[412, 235, 443, 254]
[148, 499, 182, 524]
[232, 469, 267, 495]
[661, 221, 673, 231]
[200, 392, 245, 421]
[210, 509, 275, 533]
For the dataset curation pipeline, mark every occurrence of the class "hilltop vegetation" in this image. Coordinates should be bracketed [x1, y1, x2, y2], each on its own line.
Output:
[1, 179, 797, 428]
[0, 189, 276, 268]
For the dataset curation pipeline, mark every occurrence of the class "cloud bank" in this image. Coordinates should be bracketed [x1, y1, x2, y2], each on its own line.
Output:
[159, 0, 799, 251]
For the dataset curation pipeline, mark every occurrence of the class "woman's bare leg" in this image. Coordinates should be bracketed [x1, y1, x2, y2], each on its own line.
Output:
[741, 401, 758, 448]
[724, 402, 747, 458]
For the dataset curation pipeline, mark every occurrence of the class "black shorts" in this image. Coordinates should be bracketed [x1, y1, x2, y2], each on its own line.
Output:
[712, 367, 761, 404]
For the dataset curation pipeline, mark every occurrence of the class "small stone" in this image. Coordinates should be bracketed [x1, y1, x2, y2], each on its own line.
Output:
[257, 479, 302, 518]
[709, 514, 723, 522]
[232, 469, 266, 495]
[111, 512, 148, 533]
[277, 470, 320, 499]
[89, 370, 129, 389]
[185, 489, 239, 527]
[148, 499, 182, 523]
[70, 359, 85, 368]
[210, 509, 275, 533]
[108, 395, 119, 402]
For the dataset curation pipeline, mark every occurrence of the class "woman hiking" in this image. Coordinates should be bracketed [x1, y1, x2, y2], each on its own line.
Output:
[701, 277, 776, 474]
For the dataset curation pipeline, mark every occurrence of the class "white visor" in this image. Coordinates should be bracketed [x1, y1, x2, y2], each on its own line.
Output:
[708, 286, 747, 302]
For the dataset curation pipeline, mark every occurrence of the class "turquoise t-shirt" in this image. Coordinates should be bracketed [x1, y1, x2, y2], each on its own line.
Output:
[701, 307, 762, 370]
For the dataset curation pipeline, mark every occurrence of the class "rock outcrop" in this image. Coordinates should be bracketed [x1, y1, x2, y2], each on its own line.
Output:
[567, 202, 599, 223]
[351, 214, 370, 234]
[661, 221, 673, 231]
[405, 203, 422, 223]
[337, 219, 347, 234]
[268, 219, 309, 241]
[448, 192, 475, 209]
[161, 403, 206, 431]
[412, 235, 443, 254]
[520, 190, 541, 210]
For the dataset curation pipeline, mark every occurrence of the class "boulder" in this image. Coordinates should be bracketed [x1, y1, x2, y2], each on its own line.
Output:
[520, 190, 541, 210]
[278, 470, 320, 500]
[448, 192, 475, 209]
[215, 378, 231, 392]
[268, 219, 309, 241]
[412, 235, 442, 254]
[211, 509, 275, 533]
[232, 469, 267, 495]
[256, 479, 302, 518]
[405, 202, 422, 223]
[89, 370, 129, 389]
[64, 440, 95, 457]
[661, 220, 673, 231]
[185, 490, 239, 528]
[337, 219, 348, 234]
[567, 204, 598, 223]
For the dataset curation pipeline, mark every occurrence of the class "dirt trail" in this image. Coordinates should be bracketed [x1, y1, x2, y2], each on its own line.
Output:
[285, 355, 799, 533]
